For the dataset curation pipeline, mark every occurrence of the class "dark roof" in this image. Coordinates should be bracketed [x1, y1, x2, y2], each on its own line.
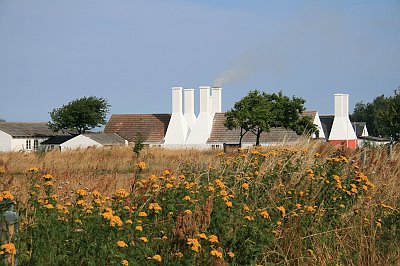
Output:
[83, 133, 126, 145]
[208, 113, 300, 144]
[319, 115, 334, 140]
[351, 122, 366, 137]
[41, 135, 75, 145]
[104, 114, 171, 143]
[358, 136, 390, 142]
[0, 122, 63, 137]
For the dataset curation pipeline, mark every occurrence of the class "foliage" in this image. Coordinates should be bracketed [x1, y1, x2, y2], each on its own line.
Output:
[225, 90, 317, 146]
[133, 132, 145, 158]
[351, 89, 400, 139]
[0, 118, 5, 122]
[48, 96, 110, 134]
[1, 145, 399, 265]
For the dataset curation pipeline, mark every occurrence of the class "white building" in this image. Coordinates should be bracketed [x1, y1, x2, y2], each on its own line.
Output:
[0, 122, 63, 152]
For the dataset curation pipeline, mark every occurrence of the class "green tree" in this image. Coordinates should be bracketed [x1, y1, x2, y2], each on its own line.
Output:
[48, 96, 110, 134]
[351, 89, 400, 139]
[0, 118, 5, 122]
[225, 90, 316, 146]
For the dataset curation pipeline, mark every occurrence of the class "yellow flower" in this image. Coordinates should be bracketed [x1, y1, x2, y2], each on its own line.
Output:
[228, 251, 235, 258]
[187, 238, 201, 252]
[44, 203, 54, 209]
[135, 161, 146, 170]
[183, 195, 191, 201]
[0, 191, 14, 201]
[277, 220, 282, 226]
[210, 249, 223, 258]
[0, 243, 16, 255]
[208, 234, 219, 243]
[110, 215, 123, 227]
[152, 254, 162, 262]
[117, 240, 128, 248]
[162, 169, 171, 176]
[242, 183, 249, 190]
[175, 252, 184, 257]
[114, 188, 129, 198]
[76, 200, 86, 207]
[149, 202, 162, 212]
[225, 201, 233, 207]
[42, 174, 53, 181]
[138, 211, 148, 217]
[126, 219, 133, 224]
[121, 260, 129, 266]
[92, 191, 102, 199]
[139, 236, 148, 243]
[197, 233, 207, 239]
[50, 194, 58, 201]
[166, 183, 173, 188]
[244, 216, 254, 221]
[76, 189, 87, 197]
[135, 225, 143, 231]
[28, 166, 39, 173]
[243, 204, 251, 213]
[299, 191, 304, 197]
[260, 210, 269, 219]
[184, 209, 192, 215]
[44, 181, 54, 187]
[276, 206, 286, 218]
[339, 204, 345, 208]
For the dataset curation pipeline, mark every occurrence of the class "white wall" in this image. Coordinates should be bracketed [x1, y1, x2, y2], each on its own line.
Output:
[312, 111, 326, 139]
[0, 131, 12, 152]
[60, 135, 102, 151]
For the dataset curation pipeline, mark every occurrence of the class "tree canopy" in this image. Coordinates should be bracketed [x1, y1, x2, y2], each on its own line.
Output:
[224, 90, 316, 146]
[351, 89, 400, 140]
[48, 96, 110, 134]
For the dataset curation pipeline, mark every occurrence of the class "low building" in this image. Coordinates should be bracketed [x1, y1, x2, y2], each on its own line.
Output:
[0, 122, 64, 152]
[57, 133, 127, 151]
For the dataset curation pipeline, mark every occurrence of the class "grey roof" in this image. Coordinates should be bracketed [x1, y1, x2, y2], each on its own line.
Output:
[41, 135, 75, 145]
[301, 111, 317, 120]
[208, 113, 300, 144]
[83, 133, 126, 145]
[351, 122, 366, 137]
[319, 115, 334, 140]
[0, 122, 63, 137]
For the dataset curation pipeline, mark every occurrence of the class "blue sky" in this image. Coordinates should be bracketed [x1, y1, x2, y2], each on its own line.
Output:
[1, 0, 399, 122]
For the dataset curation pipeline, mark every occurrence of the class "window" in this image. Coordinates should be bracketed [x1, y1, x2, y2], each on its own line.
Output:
[26, 139, 31, 150]
[33, 140, 39, 150]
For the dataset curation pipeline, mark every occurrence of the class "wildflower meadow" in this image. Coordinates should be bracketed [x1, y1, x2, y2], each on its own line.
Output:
[0, 141, 399, 265]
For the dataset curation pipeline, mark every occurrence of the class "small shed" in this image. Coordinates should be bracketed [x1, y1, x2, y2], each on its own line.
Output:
[59, 133, 127, 151]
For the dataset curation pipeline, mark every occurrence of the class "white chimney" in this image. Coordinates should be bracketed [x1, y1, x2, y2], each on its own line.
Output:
[328, 93, 357, 148]
[183, 88, 197, 131]
[211, 87, 222, 113]
[186, 86, 213, 145]
[164, 87, 189, 145]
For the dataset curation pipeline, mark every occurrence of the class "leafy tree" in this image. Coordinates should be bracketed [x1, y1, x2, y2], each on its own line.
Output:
[225, 90, 316, 146]
[48, 96, 110, 134]
[133, 132, 144, 157]
[0, 118, 5, 122]
[351, 89, 400, 139]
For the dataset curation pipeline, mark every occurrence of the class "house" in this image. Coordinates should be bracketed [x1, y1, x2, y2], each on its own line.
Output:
[104, 114, 171, 145]
[40, 135, 75, 151]
[42, 133, 128, 152]
[0, 122, 64, 152]
[301, 111, 326, 139]
[104, 86, 303, 149]
[351, 122, 368, 137]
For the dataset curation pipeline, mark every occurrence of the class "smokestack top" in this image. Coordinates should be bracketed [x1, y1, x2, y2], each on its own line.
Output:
[171, 87, 183, 114]
[334, 93, 349, 118]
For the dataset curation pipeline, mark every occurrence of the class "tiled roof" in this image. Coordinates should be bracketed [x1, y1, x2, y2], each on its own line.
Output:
[0, 122, 63, 137]
[319, 115, 334, 140]
[104, 114, 171, 143]
[84, 133, 126, 145]
[208, 113, 300, 144]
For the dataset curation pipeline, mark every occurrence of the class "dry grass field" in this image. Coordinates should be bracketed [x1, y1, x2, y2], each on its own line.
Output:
[0, 140, 399, 265]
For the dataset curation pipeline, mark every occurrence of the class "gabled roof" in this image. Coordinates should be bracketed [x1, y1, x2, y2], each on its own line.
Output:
[319, 115, 334, 140]
[41, 135, 75, 145]
[0, 122, 62, 137]
[104, 114, 171, 143]
[208, 113, 300, 144]
[83, 133, 126, 145]
[351, 122, 366, 137]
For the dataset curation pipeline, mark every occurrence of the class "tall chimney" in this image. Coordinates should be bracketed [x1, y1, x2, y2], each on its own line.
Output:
[186, 86, 213, 145]
[211, 87, 222, 113]
[183, 88, 197, 131]
[328, 93, 357, 148]
[164, 87, 189, 145]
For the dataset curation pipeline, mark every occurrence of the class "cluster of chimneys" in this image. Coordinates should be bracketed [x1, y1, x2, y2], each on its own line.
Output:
[164, 86, 222, 145]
